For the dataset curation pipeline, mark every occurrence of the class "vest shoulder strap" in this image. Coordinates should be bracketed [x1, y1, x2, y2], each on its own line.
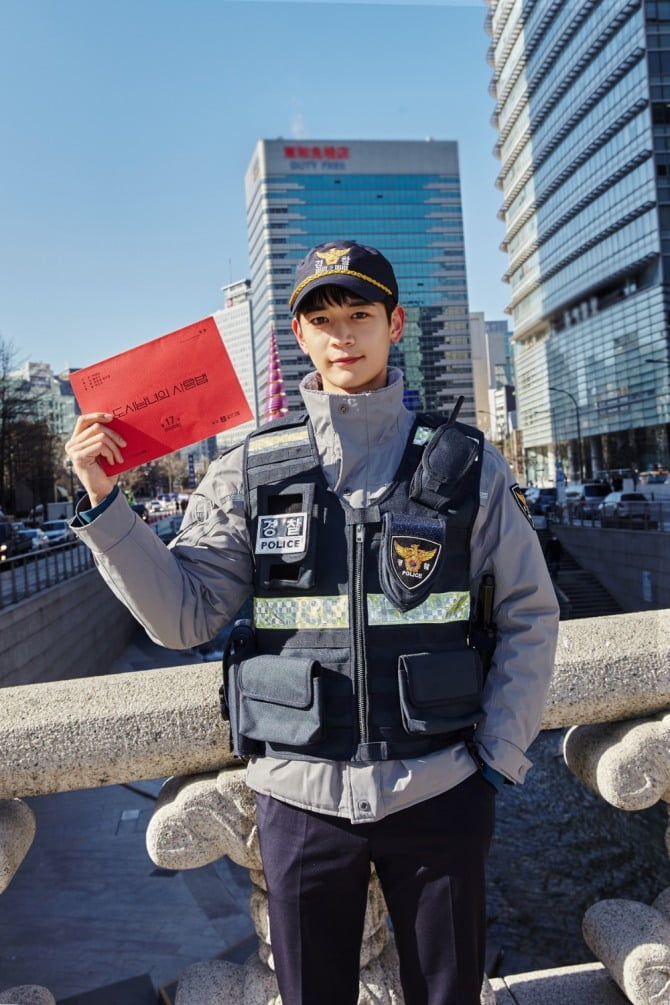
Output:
[243, 412, 320, 495]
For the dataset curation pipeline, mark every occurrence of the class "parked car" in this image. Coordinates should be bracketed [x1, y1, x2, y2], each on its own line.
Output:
[18, 527, 50, 551]
[598, 491, 650, 522]
[527, 487, 558, 516]
[41, 519, 76, 546]
[156, 493, 178, 510]
[130, 503, 149, 521]
[0, 521, 32, 563]
[564, 482, 611, 517]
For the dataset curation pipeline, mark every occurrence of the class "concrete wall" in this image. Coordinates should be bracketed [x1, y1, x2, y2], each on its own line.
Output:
[556, 526, 670, 611]
[0, 570, 137, 687]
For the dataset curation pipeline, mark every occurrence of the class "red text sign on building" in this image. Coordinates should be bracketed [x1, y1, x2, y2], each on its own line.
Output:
[283, 145, 350, 159]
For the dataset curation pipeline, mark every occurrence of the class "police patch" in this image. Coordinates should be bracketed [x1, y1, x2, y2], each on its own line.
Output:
[510, 484, 535, 527]
[256, 513, 307, 554]
[390, 537, 442, 591]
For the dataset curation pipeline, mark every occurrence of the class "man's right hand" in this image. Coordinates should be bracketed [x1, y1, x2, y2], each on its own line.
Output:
[65, 413, 126, 508]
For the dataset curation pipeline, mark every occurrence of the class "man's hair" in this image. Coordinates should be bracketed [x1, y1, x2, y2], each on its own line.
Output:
[295, 283, 396, 322]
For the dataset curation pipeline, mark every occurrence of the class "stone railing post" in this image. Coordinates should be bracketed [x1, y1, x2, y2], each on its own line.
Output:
[565, 712, 670, 1004]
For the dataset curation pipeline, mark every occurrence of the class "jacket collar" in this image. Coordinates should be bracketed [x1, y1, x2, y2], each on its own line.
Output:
[299, 368, 415, 505]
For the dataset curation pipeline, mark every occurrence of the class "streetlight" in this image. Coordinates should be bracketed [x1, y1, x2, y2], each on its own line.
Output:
[548, 386, 583, 483]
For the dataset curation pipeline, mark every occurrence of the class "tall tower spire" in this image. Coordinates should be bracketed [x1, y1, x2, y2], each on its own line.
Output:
[263, 330, 288, 423]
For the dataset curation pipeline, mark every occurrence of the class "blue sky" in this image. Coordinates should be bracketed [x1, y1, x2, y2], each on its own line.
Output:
[0, 0, 507, 371]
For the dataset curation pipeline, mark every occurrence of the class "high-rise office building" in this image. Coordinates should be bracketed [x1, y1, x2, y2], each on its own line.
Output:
[469, 313, 517, 474]
[487, 0, 670, 484]
[212, 278, 258, 451]
[485, 319, 514, 389]
[469, 313, 513, 436]
[469, 312, 496, 436]
[244, 139, 475, 419]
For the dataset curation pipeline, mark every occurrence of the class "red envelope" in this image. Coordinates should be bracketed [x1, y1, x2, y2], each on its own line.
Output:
[69, 316, 253, 475]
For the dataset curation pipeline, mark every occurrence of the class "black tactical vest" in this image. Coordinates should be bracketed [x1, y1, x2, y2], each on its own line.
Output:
[229, 411, 486, 763]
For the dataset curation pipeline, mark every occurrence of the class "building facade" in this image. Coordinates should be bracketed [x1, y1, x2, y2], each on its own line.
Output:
[470, 313, 514, 436]
[11, 361, 79, 438]
[488, 0, 670, 485]
[212, 278, 258, 452]
[470, 313, 519, 474]
[244, 139, 475, 420]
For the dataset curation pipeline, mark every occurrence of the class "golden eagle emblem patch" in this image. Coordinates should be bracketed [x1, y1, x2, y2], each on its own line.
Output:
[391, 537, 441, 590]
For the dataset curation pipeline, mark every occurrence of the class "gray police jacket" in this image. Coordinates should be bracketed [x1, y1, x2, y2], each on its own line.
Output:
[226, 410, 486, 762]
[72, 368, 560, 823]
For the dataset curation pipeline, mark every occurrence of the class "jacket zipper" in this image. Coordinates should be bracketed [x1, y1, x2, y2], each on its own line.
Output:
[353, 522, 368, 745]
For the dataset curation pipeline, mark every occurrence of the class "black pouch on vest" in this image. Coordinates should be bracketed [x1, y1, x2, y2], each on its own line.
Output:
[237, 654, 324, 747]
[220, 622, 264, 757]
[378, 512, 447, 612]
[397, 647, 484, 735]
[409, 423, 481, 513]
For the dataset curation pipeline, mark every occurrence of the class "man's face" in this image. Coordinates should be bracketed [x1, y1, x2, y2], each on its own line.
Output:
[292, 296, 404, 395]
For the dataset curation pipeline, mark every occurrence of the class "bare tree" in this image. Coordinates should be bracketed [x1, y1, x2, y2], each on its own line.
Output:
[159, 451, 189, 494]
[118, 452, 189, 502]
[0, 336, 58, 515]
[11, 418, 60, 515]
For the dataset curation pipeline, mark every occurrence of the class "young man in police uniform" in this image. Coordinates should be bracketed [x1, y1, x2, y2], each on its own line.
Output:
[66, 240, 559, 1005]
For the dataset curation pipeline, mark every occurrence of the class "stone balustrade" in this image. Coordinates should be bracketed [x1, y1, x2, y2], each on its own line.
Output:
[1, 608, 668, 1004]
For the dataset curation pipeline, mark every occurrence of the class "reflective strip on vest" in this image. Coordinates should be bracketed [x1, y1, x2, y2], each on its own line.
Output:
[253, 591, 470, 630]
[254, 595, 349, 629]
[367, 591, 470, 625]
[248, 428, 311, 453]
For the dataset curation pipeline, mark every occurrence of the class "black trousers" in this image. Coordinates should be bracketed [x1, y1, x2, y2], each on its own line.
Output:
[255, 772, 495, 1005]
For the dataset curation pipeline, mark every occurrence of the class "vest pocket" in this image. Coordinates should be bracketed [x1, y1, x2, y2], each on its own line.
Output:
[397, 647, 484, 735]
[237, 654, 324, 746]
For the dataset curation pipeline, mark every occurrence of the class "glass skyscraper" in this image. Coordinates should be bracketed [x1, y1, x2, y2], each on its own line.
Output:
[244, 139, 474, 419]
[488, 0, 670, 483]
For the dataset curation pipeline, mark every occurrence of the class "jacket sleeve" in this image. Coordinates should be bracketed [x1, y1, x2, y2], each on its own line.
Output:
[470, 444, 560, 784]
[71, 445, 253, 649]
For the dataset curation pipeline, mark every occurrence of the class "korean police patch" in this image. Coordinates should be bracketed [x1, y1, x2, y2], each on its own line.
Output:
[391, 537, 442, 591]
[510, 484, 535, 528]
[378, 512, 447, 613]
[256, 513, 307, 554]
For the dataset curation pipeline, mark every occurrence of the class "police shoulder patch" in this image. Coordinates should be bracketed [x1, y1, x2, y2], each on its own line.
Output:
[510, 484, 535, 527]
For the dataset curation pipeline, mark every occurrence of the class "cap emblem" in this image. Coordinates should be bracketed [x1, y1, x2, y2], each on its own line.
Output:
[316, 247, 351, 270]
[289, 239, 398, 311]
